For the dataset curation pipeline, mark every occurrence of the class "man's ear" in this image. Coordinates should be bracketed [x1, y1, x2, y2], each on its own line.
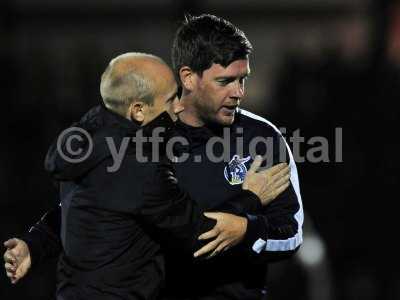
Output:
[128, 101, 145, 123]
[179, 66, 196, 91]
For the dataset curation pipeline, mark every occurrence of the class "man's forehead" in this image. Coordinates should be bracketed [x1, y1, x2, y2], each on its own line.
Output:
[208, 59, 250, 77]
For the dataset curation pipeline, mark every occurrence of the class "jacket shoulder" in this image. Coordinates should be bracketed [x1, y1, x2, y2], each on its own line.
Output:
[236, 109, 283, 137]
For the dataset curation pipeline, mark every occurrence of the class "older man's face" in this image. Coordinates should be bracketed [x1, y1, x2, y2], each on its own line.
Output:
[145, 67, 180, 124]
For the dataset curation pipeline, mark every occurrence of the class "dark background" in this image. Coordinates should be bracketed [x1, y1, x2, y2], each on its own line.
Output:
[1, 0, 399, 299]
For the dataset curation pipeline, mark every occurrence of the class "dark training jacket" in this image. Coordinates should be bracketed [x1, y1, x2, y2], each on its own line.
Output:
[23, 106, 303, 300]
[160, 110, 303, 299]
[23, 105, 261, 300]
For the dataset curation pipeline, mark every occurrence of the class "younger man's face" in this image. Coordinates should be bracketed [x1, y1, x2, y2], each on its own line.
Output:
[191, 58, 250, 126]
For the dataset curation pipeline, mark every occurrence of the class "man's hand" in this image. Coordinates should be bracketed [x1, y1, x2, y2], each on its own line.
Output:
[193, 212, 247, 259]
[3, 238, 31, 284]
[243, 156, 290, 206]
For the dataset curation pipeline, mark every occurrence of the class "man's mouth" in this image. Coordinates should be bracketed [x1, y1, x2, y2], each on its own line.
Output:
[221, 104, 238, 114]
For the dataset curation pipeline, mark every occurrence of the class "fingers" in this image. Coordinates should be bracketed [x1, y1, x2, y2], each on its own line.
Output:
[199, 212, 234, 239]
[3, 251, 16, 265]
[3, 239, 18, 249]
[203, 212, 220, 221]
[206, 240, 230, 259]
[259, 162, 286, 176]
[266, 163, 289, 176]
[5, 262, 16, 273]
[198, 228, 219, 240]
[257, 163, 288, 183]
[6, 270, 15, 280]
[5, 261, 17, 283]
[271, 164, 290, 182]
[9, 272, 19, 284]
[272, 182, 290, 199]
[5, 260, 26, 284]
[194, 238, 221, 258]
[258, 163, 289, 184]
[273, 174, 290, 188]
[247, 155, 263, 175]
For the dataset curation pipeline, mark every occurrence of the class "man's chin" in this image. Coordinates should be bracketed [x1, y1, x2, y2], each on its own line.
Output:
[218, 115, 235, 126]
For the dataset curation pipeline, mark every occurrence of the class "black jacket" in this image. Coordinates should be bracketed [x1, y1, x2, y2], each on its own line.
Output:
[159, 109, 303, 299]
[25, 105, 259, 300]
[23, 106, 303, 299]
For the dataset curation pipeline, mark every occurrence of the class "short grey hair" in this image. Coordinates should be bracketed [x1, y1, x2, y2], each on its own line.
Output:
[100, 52, 164, 115]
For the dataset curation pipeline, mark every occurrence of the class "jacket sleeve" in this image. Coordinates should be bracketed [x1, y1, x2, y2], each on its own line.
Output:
[240, 179, 303, 262]
[138, 160, 217, 254]
[235, 129, 304, 262]
[19, 205, 62, 268]
[215, 190, 263, 215]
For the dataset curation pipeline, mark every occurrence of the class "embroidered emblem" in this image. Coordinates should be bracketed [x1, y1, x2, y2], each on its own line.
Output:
[224, 155, 251, 185]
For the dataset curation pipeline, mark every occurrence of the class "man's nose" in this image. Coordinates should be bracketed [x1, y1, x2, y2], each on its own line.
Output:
[230, 81, 244, 99]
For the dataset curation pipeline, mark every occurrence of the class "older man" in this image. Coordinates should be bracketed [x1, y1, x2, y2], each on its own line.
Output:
[4, 51, 290, 300]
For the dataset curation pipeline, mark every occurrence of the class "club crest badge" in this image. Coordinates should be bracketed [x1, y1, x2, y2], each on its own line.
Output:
[224, 155, 251, 185]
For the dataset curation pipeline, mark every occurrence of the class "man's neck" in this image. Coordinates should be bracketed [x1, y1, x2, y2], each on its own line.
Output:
[178, 96, 204, 127]
[178, 110, 205, 127]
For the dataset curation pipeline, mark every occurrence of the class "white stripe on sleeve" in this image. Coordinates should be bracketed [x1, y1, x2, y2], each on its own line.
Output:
[240, 109, 304, 253]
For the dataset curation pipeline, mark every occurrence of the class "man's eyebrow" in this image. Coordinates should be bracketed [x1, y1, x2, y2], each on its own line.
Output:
[215, 73, 250, 80]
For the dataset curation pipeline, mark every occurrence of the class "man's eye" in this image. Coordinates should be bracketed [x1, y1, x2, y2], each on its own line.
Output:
[166, 95, 175, 103]
[217, 79, 231, 86]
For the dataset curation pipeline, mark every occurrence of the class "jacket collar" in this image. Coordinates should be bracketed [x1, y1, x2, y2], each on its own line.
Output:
[174, 114, 237, 149]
